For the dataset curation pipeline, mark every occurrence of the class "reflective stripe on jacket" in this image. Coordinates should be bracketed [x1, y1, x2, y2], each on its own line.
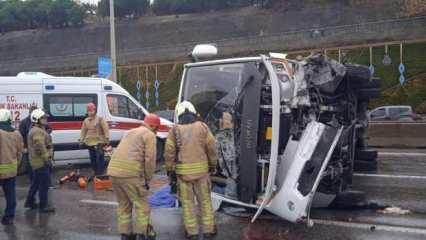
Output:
[28, 126, 51, 170]
[80, 116, 110, 146]
[164, 121, 218, 181]
[0, 129, 23, 179]
[107, 125, 156, 180]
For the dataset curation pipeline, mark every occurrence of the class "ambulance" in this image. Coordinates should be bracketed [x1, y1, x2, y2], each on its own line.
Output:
[0, 72, 173, 165]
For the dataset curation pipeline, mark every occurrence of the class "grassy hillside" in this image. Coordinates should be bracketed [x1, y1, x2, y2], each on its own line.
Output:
[333, 42, 426, 112]
[57, 42, 426, 113]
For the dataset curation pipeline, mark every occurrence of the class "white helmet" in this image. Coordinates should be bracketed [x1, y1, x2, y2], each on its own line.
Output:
[176, 101, 197, 118]
[31, 109, 46, 123]
[0, 109, 12, 122]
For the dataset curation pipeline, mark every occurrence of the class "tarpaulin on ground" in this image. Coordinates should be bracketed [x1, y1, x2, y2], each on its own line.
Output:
[149, 185, 176, 208]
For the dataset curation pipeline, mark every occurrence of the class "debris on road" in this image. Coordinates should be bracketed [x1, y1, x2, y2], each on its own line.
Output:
[59, 170, 89, 188]
[377, 206, 411, 215]
[93, 175, 113, 190]
[149, 185, 177, 208]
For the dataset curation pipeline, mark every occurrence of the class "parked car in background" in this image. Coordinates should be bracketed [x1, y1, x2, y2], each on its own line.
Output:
[368, 105, 422, 121]
[155, 109, 175, 122]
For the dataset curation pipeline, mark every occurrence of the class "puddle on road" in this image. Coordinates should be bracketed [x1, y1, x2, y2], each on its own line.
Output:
[242, 221, 290, 240]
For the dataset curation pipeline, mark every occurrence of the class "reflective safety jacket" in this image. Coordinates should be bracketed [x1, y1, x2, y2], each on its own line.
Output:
[165, 121, 218, 181]
[28, 125, 52, 170]
[80, 116, 109, 146]
[0, 128, 23, 179]
[107, 125, 157, 181]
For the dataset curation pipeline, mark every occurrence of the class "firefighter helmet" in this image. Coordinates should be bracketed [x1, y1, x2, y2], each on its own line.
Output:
[0, 109, 12, 122]
[144, 114, 161, 128]
[31, 109, 46, 123]
[176, 101, 197, 118]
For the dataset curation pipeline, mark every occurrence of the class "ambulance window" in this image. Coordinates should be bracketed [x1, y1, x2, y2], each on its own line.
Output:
[107, 95, 129, 118]
[44, 94, 97, 121]
[49, 96, 73, 117]
[74, 97, 94, 117]
[129, 100, 144, 120]
[107, 94, 144, 120]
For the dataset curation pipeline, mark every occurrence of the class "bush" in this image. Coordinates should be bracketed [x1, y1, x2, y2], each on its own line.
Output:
[152, 0, 255, 16]
[0, 0, 87, 33]
[97, 0, 150, 18]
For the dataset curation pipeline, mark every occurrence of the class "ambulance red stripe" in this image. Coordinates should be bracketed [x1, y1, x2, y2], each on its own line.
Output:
[49, 121, 170, 132]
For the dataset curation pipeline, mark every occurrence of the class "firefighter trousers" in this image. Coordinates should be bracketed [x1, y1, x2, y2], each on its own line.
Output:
[112, 177, 150, 235]
[178, 175, 215, 235]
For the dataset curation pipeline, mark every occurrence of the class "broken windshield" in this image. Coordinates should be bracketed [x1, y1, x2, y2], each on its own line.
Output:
[183, 64, 243, 117]
[182, 62, 263, 198]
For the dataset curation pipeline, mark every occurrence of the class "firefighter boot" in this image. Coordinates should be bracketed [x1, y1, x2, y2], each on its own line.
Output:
[203, 233, 216, 240]
[135, 234, 146, 240]
[24, 202, 38, 210]
[1, 216, 14, 226]
[186, 234, 198, 240]
[203, 226, 217, 240]
[121, 234, 132, 240]
[39, 206, 56, 213]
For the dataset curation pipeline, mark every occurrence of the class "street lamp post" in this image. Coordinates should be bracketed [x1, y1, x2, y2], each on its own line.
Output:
[109, 0, 118, 82]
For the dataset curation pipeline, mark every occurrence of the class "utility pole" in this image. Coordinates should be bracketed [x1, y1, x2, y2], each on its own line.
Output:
[109, 0, 118, 82]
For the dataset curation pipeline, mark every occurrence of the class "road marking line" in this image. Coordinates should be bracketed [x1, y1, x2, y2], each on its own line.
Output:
[354, 173, 426, 180]
[379, 152, 426, 157]
[80, 199, 118, 206]
[314, 219, 426, 235]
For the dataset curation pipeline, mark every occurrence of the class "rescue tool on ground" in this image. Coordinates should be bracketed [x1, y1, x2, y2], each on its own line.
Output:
[58, 170, 88, 189]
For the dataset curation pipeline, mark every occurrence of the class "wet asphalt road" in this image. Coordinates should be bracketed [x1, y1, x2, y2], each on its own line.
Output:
[0, 149, 426, 240]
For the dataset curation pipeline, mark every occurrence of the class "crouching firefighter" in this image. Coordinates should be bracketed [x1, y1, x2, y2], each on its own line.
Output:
[80, 103, 109, 176]
[107, 114, 161, 240]
[165, 101, 218, 240]
[24, 109, 55, 213]
[0, 109, 23, 225]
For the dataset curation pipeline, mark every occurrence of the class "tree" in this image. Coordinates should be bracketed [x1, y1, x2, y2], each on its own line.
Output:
[151, 0, 254, 16]
[0, 0, 86, 32]
[97, 0, 149, 18]
[82, 3, 97, 16]
[69, 4, 86, 26]
[0, 0, 27, 31]
[151, 0, 177, 15]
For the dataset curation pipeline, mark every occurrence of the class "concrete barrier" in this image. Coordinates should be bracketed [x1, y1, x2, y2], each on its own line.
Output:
[368, 121, 426, 148]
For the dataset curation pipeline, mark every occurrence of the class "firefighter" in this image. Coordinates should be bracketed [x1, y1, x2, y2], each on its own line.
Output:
[164, 101, 218, 240]
[24, 109, 55, 213]
[80, 103, 109, 176]
[19, 105, 38, 180]
[0, 109, 23, 225]
[107, 114, 160, 240]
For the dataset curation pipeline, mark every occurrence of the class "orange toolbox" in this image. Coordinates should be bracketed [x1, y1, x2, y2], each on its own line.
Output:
[94, 175, 113, 190]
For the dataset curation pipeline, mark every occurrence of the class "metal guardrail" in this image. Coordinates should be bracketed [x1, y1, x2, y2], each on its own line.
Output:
[368, 121, 426, 148]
